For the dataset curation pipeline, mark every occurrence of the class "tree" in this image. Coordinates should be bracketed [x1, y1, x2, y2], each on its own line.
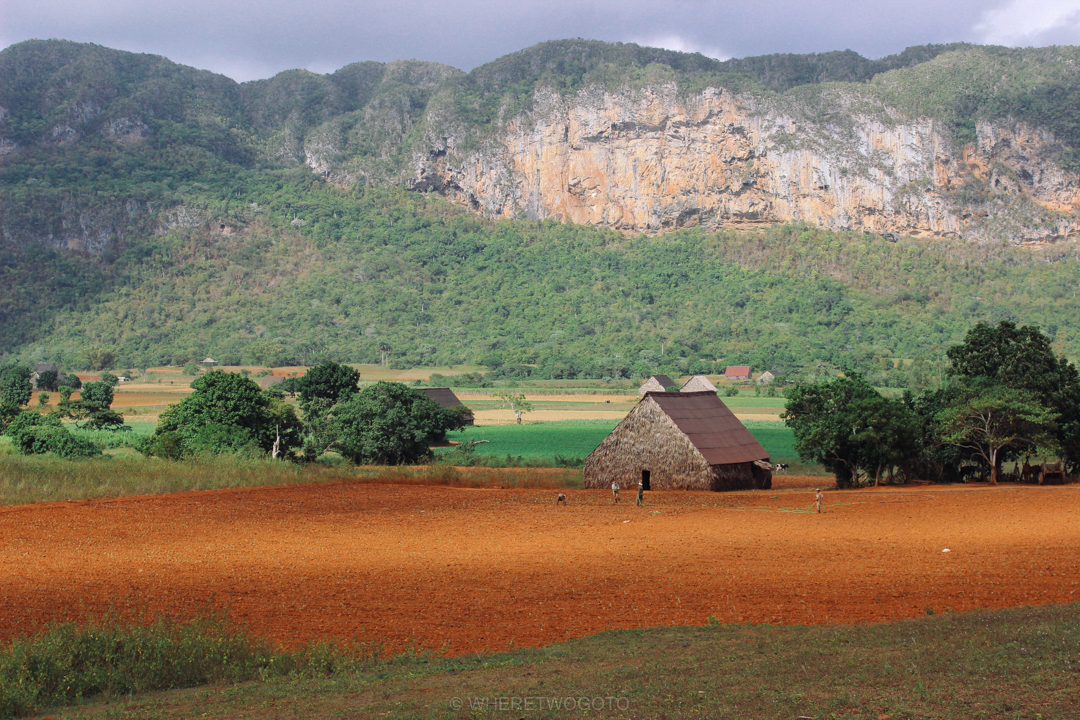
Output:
[783, 374, 919, 488]
[148, 370, 301, 458]
[329, 381, 467, 464]
[0, 365, 32, 407]
[947, 321, 1080, 473]
[80, 347, 115, 371]
[493, 391, 533, 424]
[36, 369, 59, 391]
[297, 361, 360, 414]
[936, 385, 1058, 484]
[68, 380, 127, 430]
[0, 365, 33, 434]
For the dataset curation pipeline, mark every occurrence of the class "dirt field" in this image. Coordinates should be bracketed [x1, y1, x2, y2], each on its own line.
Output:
[2, 481, 1077, 657]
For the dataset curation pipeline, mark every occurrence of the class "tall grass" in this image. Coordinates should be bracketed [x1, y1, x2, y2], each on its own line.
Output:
[0, 613, 379, 718]
[0, 454, 582, 506]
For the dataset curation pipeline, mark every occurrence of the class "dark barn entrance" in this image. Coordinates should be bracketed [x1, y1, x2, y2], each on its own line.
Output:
[641, 470, 651, 491]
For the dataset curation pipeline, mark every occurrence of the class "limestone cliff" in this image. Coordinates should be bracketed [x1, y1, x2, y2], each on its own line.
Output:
[408, 84, 1080, 243]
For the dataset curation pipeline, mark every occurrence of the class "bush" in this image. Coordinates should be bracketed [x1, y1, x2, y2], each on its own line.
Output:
[7, 413, 100, 458]
[182, 361, 200, 376]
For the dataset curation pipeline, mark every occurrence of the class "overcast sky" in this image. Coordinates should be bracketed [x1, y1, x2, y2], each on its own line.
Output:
[3, 0, 1080, 82]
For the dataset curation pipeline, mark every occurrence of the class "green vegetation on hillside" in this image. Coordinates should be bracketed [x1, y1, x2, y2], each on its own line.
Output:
[4, 39, 1080, 381]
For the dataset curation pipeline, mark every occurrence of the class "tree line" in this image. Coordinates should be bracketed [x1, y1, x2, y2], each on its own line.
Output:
[784, 322, 1080, 485]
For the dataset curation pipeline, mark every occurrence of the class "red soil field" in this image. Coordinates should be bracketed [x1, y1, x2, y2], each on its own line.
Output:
[1, 481, 1078, 656]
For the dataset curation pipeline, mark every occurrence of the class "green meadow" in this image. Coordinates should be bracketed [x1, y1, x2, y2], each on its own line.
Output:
[441, 420, 803, 467]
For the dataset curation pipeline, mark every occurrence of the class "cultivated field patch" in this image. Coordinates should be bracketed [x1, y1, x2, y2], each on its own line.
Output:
[2, 482, 1076, 658]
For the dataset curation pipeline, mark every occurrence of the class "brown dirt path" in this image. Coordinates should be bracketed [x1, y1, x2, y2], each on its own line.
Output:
[1, 481, 1078, 656]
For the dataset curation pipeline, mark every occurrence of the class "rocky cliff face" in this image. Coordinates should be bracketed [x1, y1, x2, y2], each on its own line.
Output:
[409, 84, 1080, 243]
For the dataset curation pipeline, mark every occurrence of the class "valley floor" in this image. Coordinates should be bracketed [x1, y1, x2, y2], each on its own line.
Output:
[2, 481, 1077, 656]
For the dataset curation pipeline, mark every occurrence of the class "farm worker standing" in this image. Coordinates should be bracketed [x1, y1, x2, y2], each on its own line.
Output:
[636, 481, 644, 506]
[814, 488, 824, 514]
[611, 481, 620, 503]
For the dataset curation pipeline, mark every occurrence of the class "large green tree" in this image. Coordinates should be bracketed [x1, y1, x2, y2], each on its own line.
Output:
[0, 364, 33, 433]
[783, 374, 919, 488]
[66, 380, 127, 430]
[297, 361, 360, 414]
[936, 385, 1059, 484]
[946, 321, 1080, 473]
[149, 370, 302, 458]
[329, 381, 467, 464]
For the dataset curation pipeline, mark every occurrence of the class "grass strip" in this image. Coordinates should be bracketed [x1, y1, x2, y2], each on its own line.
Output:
[16, 602, 1080, 719]
[0, 454, 582, 506]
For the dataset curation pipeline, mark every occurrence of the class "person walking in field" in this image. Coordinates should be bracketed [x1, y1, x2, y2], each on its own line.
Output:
[814, 488, 824, 514]
[611, 481, 620, 504]
[636, 481, 644, 507]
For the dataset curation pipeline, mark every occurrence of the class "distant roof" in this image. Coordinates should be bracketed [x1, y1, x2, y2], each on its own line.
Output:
[646, 390, 768, 465]
[200, 357, 217, 364]
[724, 366, 752, 378]
[417, 387, 464, 408]
[258, 375, 285, 388]
[648, 374, 676, 388]
[680, 374, 717, 392]
[35, 363, 57, 373]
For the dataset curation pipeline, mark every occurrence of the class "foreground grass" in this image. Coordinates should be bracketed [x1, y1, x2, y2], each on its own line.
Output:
[0, 455, 581, 506]
[11, 603, 1079, 719]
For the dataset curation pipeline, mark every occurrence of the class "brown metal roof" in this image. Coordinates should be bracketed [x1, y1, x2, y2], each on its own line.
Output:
[647, 390, 769, 465]
[724, 366, 751, 378]
[417, 387, 464, 408]
[650, 374, 676, 388]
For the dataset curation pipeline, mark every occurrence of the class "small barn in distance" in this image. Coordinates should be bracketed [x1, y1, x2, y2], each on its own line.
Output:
[584, 391, 772, 491]
[638, 374, 676, 395]
[724, 366, 752, 381]
[680, 374, 717, 393]
[417, 387, 474, 425]
[757, 370, 778, 384]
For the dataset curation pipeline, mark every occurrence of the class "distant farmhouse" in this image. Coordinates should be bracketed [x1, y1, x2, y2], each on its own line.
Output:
[34, 363, 57, 375]
[638, 374, 676, 395]
[417, 387, 474, 425]
[585, 391, 772, 492]
[259, 375, 285, 389]
[757, 370, 778, 384]
[680, 374, 717, 393]
[724, 366, 752, 381]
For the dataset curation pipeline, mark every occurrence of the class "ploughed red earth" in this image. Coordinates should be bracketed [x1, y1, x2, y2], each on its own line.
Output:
[2, 480, 1077, 655]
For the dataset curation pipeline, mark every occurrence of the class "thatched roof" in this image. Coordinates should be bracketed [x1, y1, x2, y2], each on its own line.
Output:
[680, 374, 717, 393]
[34, 363, 57, 374]
[650, 391, 768, 465]
[584, 391, 771, 491]
[416, 387, 464, 408]
[638, 374, 676, 395]
[258, 375, 285, 389]
[417, 387, 473, 425]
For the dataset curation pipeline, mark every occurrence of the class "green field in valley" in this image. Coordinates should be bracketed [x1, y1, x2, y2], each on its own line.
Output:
[440, 420, 802, 466]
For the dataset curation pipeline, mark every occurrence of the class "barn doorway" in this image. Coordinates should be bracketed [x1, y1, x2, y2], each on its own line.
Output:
[641, 470, 651, 491]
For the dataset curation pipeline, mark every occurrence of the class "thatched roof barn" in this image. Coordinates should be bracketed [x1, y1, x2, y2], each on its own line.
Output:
[757, 371, 777, 384]
[417, 387, 474, 425]
[584, 391, 772, 492]
[258, 375, 285, 389]
[35, 363, 58, 375]
[638, 374, 676, 395]
[680, 374, 717, 393]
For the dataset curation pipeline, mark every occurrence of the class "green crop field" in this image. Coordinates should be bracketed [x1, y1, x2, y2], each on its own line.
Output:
[440, 420, 802, 466]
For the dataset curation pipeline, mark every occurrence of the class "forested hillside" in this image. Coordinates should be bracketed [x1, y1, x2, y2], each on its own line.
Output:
[3, 39, 1080, 377]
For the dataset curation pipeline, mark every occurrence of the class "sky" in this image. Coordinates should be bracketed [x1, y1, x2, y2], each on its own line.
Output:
[3, 0, 1080, 82]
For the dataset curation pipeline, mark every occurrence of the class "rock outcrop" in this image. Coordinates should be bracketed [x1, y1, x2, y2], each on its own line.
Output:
[409, 84, 1080, 243]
